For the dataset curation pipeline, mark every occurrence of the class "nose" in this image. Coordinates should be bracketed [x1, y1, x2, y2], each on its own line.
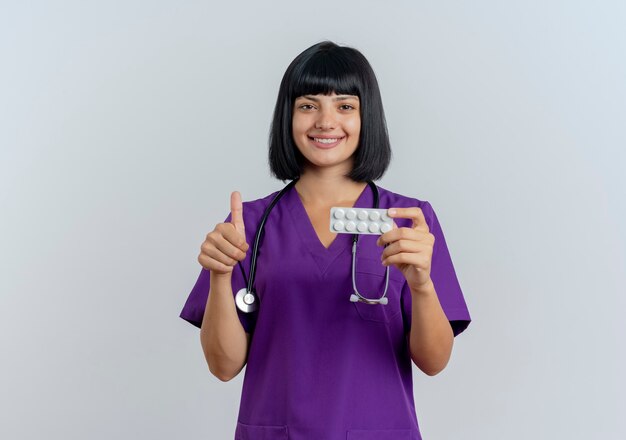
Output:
[315, 107, 336, 130]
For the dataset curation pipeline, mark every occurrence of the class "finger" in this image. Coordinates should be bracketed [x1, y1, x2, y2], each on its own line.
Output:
[198, 253, 234, 273]
[376, 227, 422, 246]
[380, 239, 424, 260]
[201, 244, 238, 266]
[217, 223, 249, 252]
[230, 191, 245, 237]
[375, 220, 398, 247]
[204, 232, 248, 263]
[382, 252, 428, 268]
[386, 207, 428, 232]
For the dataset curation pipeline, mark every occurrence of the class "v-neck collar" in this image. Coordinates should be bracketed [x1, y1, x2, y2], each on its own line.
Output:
[286, 182, 374, 275]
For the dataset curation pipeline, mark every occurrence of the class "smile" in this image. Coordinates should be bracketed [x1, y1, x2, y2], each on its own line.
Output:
[311, 137, 342, 144]
[307, 136, 345, 149]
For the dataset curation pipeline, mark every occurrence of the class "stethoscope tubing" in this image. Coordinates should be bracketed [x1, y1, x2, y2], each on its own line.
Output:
[235, 178, 390, 313]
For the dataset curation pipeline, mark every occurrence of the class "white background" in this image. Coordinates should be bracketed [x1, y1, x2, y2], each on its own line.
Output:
[1, 1, 625, 439]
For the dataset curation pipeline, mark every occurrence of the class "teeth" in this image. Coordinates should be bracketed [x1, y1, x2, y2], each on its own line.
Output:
[314, 138, 340, 144]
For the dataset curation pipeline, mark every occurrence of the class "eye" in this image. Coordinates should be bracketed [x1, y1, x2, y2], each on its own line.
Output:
[339, 104, 356, 111]
[298, 103, 316, 111]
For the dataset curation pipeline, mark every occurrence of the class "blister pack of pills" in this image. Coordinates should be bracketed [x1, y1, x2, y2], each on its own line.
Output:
[329, 207, 394, 235]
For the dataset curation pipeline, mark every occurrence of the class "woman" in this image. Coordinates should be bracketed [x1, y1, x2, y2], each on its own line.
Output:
[180, 41, 471, 440]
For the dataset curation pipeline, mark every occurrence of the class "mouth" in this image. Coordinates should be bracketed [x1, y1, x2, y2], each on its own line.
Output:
[308, 135, 345, 149]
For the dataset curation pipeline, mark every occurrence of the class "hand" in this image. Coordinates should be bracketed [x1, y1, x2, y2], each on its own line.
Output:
[197, 191, 250, 275]
[376, 207, 435, 292]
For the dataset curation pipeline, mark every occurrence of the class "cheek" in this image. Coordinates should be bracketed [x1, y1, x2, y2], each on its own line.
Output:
[346, 117, 361, 139]
[292, 115, 308, 137]
[291, 118, 310, 150]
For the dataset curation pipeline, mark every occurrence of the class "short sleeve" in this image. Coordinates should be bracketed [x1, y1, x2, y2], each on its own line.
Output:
[178, 212, 256, 334]
[401, 201, 472, 337]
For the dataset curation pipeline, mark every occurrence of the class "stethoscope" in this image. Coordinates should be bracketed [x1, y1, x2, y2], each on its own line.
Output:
[234, 178, 390, 313]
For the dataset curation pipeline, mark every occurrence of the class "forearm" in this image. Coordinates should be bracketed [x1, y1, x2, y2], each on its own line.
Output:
[408, 280, 454, 376]
[200, 272, 249, 381]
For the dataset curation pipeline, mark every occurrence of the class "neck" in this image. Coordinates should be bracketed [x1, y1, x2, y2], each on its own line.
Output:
[294, 167, 368, 206]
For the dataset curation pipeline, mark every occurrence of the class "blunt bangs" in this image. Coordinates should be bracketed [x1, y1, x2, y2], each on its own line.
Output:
[269, 41, 392, 182]
[289, 52, 362, 99]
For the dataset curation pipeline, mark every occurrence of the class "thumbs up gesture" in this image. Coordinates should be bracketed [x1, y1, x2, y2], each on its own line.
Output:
[198, 191, 250, 275]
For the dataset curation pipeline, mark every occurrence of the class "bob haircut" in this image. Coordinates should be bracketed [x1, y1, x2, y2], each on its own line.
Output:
[269, 41, 392, 182]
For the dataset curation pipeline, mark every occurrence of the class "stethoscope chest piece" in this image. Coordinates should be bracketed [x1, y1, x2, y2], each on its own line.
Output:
[235, 288, 258, 313]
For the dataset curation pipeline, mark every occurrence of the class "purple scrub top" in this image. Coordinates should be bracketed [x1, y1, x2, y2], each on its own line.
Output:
[180, 183, 471, 440]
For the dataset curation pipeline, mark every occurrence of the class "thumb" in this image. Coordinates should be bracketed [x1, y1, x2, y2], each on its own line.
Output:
[230, 191, 245, 237]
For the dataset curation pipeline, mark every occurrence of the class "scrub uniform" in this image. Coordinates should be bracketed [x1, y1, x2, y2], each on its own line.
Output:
[180, 183, 471, 440]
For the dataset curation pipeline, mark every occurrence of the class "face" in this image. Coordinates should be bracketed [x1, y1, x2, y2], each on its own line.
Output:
[292, 92, 361, 173]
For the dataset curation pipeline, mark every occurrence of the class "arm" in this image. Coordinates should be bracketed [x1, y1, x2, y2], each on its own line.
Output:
[407, 279, 454, 376]
[379, 206, 455, 376]
[200, 271, 250, 381]
[197, 191, 252, 381]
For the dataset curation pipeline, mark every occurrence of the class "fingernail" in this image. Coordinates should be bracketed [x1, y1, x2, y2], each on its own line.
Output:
[388, 209, 396, 216]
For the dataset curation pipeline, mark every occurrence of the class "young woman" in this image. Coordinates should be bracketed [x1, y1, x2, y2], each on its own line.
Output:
[180, 41, 471, 440]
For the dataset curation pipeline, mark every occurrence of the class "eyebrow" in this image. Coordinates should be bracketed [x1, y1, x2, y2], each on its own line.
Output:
[299, 95, 359, 102]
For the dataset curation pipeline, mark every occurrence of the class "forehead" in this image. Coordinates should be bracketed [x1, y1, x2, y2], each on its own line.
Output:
[295, 93, 360, 101]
